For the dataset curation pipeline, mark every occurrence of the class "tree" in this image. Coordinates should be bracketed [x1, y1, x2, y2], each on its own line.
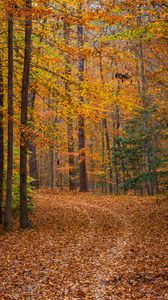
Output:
[77, 3, 88, 192]
[99, 48, 113, 193]
[4, 6, 14, 231]
[63, 11, 76, 191]
[0, 53, 4, 224]
[136, 6, 154, 195]
[20, 0, 32, 228]
[28, 90, 39, 189]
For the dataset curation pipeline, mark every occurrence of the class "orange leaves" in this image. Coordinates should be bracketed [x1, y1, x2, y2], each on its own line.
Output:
[113, 128, 124, 137]
[0, 190, 167, 299]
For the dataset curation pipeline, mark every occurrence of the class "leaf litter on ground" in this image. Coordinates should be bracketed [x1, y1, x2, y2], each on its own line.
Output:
[0, 190, 168, 299]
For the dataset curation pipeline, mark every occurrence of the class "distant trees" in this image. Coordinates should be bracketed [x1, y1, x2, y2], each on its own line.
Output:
[31, 0, 167, 195]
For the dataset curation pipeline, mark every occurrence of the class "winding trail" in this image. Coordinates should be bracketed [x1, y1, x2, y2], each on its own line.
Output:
[0, 190, 168, 299]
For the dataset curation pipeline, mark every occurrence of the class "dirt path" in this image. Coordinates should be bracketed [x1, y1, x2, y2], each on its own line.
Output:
[0, 190, 168, 299]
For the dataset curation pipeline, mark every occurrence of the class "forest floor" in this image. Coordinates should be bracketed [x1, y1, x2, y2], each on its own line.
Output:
[0, 190, 168, 300]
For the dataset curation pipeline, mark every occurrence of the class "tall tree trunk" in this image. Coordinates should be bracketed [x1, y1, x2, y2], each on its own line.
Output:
[4, 10, 14, 231]
[137, 10, 154, 195]
[99, 52, 113, 193]
[0, 54, 4, 224]
[135, 55, 146, 195]
[77, 4, 87, 192]
[64, 17, 76, 191]
[20, 0, 32, 228]
[103, 118, 113, 193]
[139, 45, 153, 195]
[28, 90, 39, 189]
[101, 123, 107, 194]
[49, 144, 56, 188]
[29, 141, 39, 189]
[113, 105, 120, 194]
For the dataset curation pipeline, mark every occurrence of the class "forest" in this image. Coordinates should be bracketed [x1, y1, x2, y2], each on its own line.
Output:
[0, 0, 168, 299]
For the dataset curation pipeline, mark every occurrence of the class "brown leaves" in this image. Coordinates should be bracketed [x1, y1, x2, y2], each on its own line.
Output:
[0, 191, 168, 299]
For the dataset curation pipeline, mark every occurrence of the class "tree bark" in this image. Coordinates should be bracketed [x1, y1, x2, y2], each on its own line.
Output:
[0, 54, 4, 224]
[4, 10, 14, 231]
[77, 5, 87, 192]
[20, 0, 32, 228]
